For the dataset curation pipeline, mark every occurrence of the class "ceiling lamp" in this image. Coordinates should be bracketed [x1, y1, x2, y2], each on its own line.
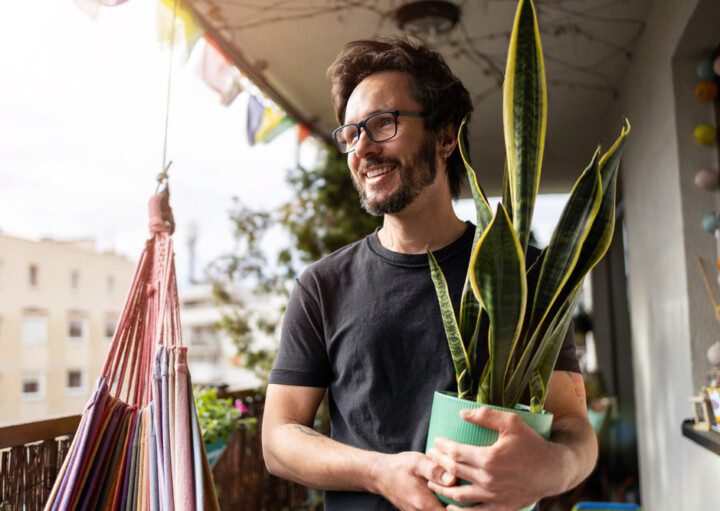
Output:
[395, 1, 461, 40]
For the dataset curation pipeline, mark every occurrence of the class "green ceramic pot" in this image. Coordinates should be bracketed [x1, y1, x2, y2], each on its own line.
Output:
[425, 391, 554, 510]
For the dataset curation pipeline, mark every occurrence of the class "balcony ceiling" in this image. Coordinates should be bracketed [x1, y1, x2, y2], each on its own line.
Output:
[190, 0, 650, 195]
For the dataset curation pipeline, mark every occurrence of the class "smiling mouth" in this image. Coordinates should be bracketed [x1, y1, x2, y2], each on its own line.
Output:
[365, 165, 396, 179]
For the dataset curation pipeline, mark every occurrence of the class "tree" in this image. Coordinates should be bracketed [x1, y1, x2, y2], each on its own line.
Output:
[207, 147, 382, 393]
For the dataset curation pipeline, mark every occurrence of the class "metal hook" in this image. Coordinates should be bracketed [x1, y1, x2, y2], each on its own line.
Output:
[155, 161, 173, 194]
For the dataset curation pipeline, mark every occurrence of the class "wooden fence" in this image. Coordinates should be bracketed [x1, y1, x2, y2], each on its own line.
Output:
[0, 415, 79, 511]
[212, 396, 317, 510]
[0, 397, 318, 510]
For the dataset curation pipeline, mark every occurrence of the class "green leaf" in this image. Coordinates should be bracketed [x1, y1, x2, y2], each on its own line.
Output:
[528, 369, 545, 413]
[458, 116, 493, 234]
[458, 279, 481, 349]
[503, 0, 547, 252]
[469, 204, 527, 406]
[505, 148, 602, 399]
[562, 119, 631, 291]
[457, 116, 491, 352]
[505, 285, 579, 407]
[530, 286, 582, 408]
[428, 250, 472, 398]
[502, 159, 513, 221]
[528, 148, 602, 338]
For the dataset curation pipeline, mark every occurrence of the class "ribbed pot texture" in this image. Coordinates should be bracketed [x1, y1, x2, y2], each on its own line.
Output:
[425, 391, 554, 510]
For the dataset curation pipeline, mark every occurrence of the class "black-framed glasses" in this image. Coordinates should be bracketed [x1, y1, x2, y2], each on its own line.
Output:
[331, 110, 424, 154]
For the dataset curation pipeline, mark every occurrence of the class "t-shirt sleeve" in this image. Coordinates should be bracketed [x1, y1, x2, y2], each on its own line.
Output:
[553, 320, 581, 373]
[269, 277, 332, 387]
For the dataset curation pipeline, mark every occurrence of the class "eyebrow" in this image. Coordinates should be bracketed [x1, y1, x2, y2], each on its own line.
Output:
[343, 109, 386, 125]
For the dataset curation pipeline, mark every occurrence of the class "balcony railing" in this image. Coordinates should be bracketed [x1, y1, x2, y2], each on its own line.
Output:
[0, 415, 79, 510]
[0, 396, 317, 511]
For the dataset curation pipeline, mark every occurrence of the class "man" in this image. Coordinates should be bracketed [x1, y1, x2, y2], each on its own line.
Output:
[262, 38, 597, 511]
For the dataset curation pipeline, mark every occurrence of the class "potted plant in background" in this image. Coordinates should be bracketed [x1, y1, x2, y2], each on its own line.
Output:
[193, 386, 257, 468]
[425, 0, 630, 507]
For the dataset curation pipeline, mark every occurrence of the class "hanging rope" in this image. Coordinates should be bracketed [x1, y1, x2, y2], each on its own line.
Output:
[160, 0, 179, 187]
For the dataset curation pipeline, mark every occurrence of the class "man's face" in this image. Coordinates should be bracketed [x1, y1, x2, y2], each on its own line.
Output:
[343, 71, 438, 216]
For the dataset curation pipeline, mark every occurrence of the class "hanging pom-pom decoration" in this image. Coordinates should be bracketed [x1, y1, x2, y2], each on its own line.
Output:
[698, 58, 715, 80]
[694, 123, 718, 146]
[695, 80, 719, 102]
[714, 55, 720, 77]
[702, 212, 720, 233]
[695, 167, 720, 191]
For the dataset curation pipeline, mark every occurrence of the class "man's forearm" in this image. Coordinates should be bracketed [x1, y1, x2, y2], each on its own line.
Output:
[264, 422, 383, 492]
[549, 414, 599, 493]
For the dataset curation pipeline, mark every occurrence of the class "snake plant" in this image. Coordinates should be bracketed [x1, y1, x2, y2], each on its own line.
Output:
[428, 0, 630, 413]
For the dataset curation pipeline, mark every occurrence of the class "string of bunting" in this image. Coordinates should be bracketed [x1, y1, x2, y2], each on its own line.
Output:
[74, 0, 313, 147]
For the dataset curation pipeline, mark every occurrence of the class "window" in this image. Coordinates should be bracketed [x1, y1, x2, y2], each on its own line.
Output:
[66, 369, 86, 395]
[28, 264, 38, 288]
[67, 317, 88, 342]
[190, 326, 215, 346]
[21, 372, 45, 400]
[71, 270, 80, 291]
[22, 315, 48, 345]
[104, 319, 116, 341]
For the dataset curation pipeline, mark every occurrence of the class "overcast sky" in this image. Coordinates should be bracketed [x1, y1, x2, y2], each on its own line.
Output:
[0, 1, 567, 288]
[0, 1, 314, 286]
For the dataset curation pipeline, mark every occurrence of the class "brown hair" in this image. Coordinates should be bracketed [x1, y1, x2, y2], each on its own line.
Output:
[327, 37, 473, 198]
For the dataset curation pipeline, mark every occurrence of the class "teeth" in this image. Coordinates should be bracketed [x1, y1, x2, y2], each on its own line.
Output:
[367, 166, 394, 178]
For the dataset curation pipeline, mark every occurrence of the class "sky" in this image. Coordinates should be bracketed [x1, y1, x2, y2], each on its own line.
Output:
[0, 0, 568, 288]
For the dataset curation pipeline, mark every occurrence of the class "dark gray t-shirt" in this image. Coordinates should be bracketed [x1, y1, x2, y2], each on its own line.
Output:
[269, 223, 579, 510]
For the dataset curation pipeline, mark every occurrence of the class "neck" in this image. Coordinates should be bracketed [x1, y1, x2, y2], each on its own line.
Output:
[377, 183, 466, 254]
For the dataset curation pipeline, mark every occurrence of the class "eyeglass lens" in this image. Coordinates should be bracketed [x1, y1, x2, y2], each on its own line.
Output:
[335, 112, 397, 153]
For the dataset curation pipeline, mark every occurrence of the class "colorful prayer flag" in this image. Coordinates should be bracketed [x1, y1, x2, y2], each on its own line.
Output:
[157, 0, 205, 58]
[256, 112, 295, 144]
[195, 38, 243, 107]
[297, 124, 312, 144]
[246, 95, 265, 146]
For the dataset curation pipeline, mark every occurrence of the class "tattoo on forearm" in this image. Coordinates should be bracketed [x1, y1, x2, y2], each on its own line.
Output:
[563, 371, 587, 408]
[288, 424, 323, 438]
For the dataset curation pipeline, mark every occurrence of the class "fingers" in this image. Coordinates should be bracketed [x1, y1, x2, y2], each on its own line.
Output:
[459, 406, 524, 432]
[427, 447, 480, 484]
[427, 479, 492, 505]
[414, 453, 456, 486]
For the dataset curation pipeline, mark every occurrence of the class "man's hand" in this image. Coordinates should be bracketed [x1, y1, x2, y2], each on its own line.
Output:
[371, 451, 454, 511]
[426, 406, 571, 511]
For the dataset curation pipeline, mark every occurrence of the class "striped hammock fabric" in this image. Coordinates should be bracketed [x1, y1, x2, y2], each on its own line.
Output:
[45, 192, 220, 511]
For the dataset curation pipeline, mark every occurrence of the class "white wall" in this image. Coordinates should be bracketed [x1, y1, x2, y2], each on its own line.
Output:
[604, 0, 720, 508]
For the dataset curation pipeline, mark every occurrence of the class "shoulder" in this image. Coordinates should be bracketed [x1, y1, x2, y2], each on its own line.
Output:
[296, 235, 371, 293]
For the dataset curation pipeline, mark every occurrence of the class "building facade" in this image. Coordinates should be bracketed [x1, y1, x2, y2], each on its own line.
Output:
[0, 234, 134, 426]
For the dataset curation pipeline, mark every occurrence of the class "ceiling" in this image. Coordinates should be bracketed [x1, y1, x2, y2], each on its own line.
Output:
[189, 0, 651, 196]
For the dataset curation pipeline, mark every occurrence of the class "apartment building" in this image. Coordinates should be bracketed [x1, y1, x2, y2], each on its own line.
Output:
[0, 234, 135, 425]
[180, 283, 264, 392]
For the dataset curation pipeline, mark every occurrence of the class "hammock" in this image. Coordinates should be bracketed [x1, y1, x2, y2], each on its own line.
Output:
[45, 191, 220, 511]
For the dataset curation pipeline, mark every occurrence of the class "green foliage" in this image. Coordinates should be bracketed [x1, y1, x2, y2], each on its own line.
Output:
[428, 0, 630, 412]
[193, 386, 257, 444]
[207, 148, 382, 393]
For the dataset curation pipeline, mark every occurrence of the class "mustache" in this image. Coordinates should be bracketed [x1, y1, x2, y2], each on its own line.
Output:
[359, 157, 401, 173]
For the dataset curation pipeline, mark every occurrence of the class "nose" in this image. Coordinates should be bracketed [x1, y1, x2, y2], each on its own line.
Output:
[353, 127, 380, 159]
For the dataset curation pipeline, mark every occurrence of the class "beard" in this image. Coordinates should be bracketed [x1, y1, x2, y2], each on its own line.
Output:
[353, 134, 438, 216]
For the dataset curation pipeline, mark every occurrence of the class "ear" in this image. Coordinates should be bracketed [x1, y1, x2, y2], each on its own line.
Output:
[438, 124, 458, 161]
